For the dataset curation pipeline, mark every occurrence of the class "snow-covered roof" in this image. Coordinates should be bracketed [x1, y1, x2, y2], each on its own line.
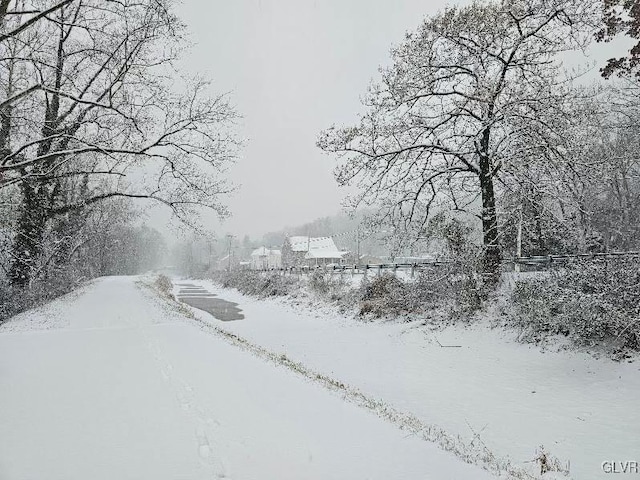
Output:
[289, 236, 338, 253]
[304, 250, 349, 260]
[251, 247, 281, 257]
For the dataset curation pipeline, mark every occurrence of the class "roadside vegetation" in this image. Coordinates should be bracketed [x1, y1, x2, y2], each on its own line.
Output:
[0, 1, 236, 322]
[204, 0, 640, 360]
[211, 254, 640, 360]
[507, 257, 640, 358]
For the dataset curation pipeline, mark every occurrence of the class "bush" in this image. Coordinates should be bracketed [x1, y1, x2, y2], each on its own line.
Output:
[211, 257, 487, 322]
[154, 274, 173, 298]
[0, 267, 84, 323]
[508, 257, 640, 355]
[308, 270, 351, 300]
[359, 274, 414, 317]
[356, 258, 484, 320]
[416, 259, 484, 319]
[213, 270, 299, 298]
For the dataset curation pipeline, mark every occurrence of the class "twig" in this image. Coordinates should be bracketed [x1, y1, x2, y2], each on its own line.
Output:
[435, 336, 462, 348]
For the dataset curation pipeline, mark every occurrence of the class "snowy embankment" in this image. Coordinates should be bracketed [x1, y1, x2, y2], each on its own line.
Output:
[184, 278, 640, 480]
[0, 276, 493, 480]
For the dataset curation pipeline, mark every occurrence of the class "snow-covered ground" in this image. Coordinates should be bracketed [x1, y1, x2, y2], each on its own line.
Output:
[184, 278, 640, 480]
[0, 276, 494, 480]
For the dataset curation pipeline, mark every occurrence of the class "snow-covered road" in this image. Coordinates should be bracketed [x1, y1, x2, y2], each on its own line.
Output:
[0, 276, 492, 480]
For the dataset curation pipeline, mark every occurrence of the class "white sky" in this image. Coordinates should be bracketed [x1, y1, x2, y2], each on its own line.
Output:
[167, 0, 464, 237]
[147, 0, 624, 240]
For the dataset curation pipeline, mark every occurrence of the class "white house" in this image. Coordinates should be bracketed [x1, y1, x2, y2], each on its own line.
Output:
[287, 236, 349, 267]
[250, 247, 282, 270]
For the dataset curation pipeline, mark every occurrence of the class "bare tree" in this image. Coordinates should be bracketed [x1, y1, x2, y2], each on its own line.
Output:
[0, 0, 75, 43]
[318, 0, 598, 279]
[597, 0, 640, 78]
[1, 0, 239, 287]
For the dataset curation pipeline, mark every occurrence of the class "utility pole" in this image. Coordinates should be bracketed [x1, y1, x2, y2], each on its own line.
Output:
[207, 238, 214, 270]
[515, 211, 523, 272]
[515, 198, 523, 273]
[226, 234, 234, 271]
[306, 229, 311, 269]
[356, 225, 360, 266]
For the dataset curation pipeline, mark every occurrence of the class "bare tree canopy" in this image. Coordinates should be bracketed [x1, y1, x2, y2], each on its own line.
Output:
[0, 0, 239, 287]
[0, 0, 74, 43]
[318, 0, 599, 277]
[1, 0, 238, 215]
[597, 0, 640, 78]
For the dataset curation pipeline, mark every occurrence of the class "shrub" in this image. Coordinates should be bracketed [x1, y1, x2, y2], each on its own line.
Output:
[359, 274, 414, 317]
[308, 269, 332, 295]
[308, 269, 351, 300]
[154, 274, 173, 299]
[213, 270, 299, 298]
[416, 259, 484, 319]
[0, 267, 84, 323]
[354, 253, 486, 320]
[508, 257, 640, 355]
[212, 256, 487, 322]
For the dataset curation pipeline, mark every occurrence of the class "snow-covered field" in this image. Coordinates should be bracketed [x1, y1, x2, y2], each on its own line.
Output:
[0, 276, 494, 480]
[184, 278, 640, 480]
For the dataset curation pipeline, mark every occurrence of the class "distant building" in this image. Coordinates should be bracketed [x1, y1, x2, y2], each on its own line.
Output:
[282, 236, 349, 267]
[250, 247, 282, 270]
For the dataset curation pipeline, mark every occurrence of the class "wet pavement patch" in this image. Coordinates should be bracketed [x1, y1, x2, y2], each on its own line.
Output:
[175, 284, 244, 321]
[178, 293, 217, 297]
[179, 296, 245, 321]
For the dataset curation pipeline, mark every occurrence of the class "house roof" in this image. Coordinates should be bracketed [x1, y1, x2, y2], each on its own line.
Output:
[288, 236, 338, 253]
[304, 250, 349, 260]
[251, 247, 281, 257]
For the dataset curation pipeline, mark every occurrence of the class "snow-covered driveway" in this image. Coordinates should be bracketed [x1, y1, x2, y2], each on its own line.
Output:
[0, 276, 492, 480]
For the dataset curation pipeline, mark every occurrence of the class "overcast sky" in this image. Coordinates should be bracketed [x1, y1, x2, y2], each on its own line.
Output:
[161, 0, 464, 238]
[148, 0, 621, 241]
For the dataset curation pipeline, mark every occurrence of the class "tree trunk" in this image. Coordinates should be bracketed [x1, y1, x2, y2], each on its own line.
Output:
[9, 181, 48, 288]
[479, 155, 501, 282]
